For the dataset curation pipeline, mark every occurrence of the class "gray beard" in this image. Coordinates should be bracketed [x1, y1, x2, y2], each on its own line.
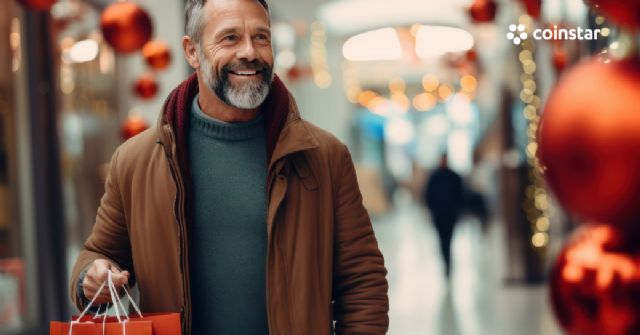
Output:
[198, 49, 273, 109]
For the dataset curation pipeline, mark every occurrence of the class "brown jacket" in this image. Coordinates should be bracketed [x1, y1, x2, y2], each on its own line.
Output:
[70, 74, 389, 335]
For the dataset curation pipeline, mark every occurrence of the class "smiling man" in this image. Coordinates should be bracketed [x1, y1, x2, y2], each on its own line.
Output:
[68, 0, 389, 334]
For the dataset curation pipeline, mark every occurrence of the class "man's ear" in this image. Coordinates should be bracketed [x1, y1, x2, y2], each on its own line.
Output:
[183, 36, 200, 69]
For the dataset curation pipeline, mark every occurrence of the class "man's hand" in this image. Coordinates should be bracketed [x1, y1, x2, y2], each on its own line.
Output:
[82, 259, 130, 305]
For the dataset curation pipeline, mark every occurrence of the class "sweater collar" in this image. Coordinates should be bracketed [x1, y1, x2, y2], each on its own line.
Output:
[157, 73, 319, 173]
[190, 94, 265, 141]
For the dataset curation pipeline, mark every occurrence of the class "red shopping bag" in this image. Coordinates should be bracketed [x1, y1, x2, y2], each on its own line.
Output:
[68, 313, 182, 335]
[50, 319, 152, 335]
[51, 271, 181, 335]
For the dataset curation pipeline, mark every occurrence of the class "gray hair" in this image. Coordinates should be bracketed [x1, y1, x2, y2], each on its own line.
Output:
[185, 0, 269, 43]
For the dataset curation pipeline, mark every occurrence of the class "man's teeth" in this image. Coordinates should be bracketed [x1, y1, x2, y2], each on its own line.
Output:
[233, 70, 258, 75]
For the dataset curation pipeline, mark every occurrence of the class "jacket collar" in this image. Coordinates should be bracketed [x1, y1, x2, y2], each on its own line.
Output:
[157, 73, 319, 173]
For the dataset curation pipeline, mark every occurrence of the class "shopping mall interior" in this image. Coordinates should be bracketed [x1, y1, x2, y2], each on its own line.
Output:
[2, 0, 640, 334]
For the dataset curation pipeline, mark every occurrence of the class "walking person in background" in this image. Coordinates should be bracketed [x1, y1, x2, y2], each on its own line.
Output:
[424, 154, 464, 279]
[68, 0, 389, 333]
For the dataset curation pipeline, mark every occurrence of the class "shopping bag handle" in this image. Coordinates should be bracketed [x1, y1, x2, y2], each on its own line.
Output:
[106, 270, 143, 320]
[68, 270, 143, 335]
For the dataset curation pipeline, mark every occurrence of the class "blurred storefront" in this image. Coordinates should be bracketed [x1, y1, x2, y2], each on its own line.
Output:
[1, 0, 185, 332]
[1, 1, 66, 332]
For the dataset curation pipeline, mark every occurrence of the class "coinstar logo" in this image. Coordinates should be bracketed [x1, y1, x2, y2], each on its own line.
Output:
[507, 24, 528, 45]
[507, 24, 602, 45]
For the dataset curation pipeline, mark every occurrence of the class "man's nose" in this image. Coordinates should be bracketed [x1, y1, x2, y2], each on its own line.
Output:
[236, 36, 257, 61]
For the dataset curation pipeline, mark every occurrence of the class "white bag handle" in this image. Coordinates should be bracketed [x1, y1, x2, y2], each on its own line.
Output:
[68, 270, 143, 335]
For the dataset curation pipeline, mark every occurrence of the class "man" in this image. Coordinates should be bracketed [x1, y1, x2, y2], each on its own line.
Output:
[69, 0, 389, 334]
[423, 154, 463, 279]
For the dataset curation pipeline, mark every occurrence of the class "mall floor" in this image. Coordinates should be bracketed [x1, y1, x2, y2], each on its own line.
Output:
[371, 190, 564, 335]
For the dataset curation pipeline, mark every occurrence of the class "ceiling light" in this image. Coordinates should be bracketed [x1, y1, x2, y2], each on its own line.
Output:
[415, 25, 474, 58]
[342, 28, 402, 61]
[69, 39, 99, 63]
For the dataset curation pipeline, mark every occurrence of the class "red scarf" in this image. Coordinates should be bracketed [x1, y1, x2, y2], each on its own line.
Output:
[162, 73, 291, 174]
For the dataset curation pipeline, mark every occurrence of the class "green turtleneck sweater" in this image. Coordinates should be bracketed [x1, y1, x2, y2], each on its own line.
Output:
[188, 94, 269, 334]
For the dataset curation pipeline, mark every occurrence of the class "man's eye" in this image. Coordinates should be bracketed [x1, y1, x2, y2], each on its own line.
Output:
[255, 34, 271, 41]
[223, 35, 238, 42]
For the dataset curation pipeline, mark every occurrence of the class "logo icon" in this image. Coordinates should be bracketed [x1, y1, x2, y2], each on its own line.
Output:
[507, 24, 528, 45]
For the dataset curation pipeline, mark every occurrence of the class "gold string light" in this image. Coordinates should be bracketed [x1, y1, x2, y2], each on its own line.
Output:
[342, 61, 361, 103]
[310, 21, 332, 89]
[517, 15, 553, 250]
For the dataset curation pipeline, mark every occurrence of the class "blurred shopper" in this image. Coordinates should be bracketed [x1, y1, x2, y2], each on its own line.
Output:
[423, 154, 464, 279]
[68, 0, 388, 334]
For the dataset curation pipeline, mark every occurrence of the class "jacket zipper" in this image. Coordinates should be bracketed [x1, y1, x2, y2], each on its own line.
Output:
[162, 128, 192, 335]
[266, 169, 276, 335]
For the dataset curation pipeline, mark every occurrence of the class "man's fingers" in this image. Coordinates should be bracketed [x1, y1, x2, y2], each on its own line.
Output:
[93, 260, 111, 278]
[82, 259, 131, 303]
[85, 280, 122, 304]
[111, 272, 129, 287]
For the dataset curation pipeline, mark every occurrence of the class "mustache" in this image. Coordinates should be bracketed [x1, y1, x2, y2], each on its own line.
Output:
[223, 60, 269, 73]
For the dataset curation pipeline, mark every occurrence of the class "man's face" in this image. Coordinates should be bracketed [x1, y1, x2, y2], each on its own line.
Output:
[197, 0, 274, 109]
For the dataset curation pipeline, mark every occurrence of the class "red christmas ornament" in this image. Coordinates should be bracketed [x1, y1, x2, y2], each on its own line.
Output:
[16, 0, 56, 11]
[550, 225, 640, 335]
[521, 0, 541, 19]
[552, 46, 569, 74]
[466, 49, 478, 63]
[133, 74, 159, 100]
[121, 116, 149, 141]
[142, 40, 172, 71]
[468, 0, 498, 23]
[101, 2, 153, 54]
[539, 58, 640, 227]
[586, 0, 640, 30]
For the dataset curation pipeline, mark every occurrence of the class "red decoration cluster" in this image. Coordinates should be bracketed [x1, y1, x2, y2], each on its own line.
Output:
[541, 57, 640, 335]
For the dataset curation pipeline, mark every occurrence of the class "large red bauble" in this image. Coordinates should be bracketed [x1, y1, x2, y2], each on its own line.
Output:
[585, 0, 640, 30]
[521, 0, 541, 19]
[101, 2, 153, 54]
[550, 225, 640, 335]
[133, 74, 159, 100]
[468, 0, 497, 23]
[538, 58, 640, 227]
[16, 0, 56, 11]
[142, 40, 172, 70]
[121, 116, 149, 141]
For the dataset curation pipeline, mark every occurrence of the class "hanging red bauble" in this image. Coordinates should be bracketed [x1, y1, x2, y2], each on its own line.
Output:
[133, 74, 159, 100]
[539, 58, 640, 228]
[585, 0, 640, 30]
[287, 66, 301, 82]
[552, 46, 569, 74]
[466, 49, 478, 63]
[468, 0, 498, 23]
[142, 40, 172, 71]
[521, 0, 541, 19]
[121, 116, 149, 141]
[550, 224, 640, 335]
[101, 2, 153, 54]
[15, 0, 56, 11]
